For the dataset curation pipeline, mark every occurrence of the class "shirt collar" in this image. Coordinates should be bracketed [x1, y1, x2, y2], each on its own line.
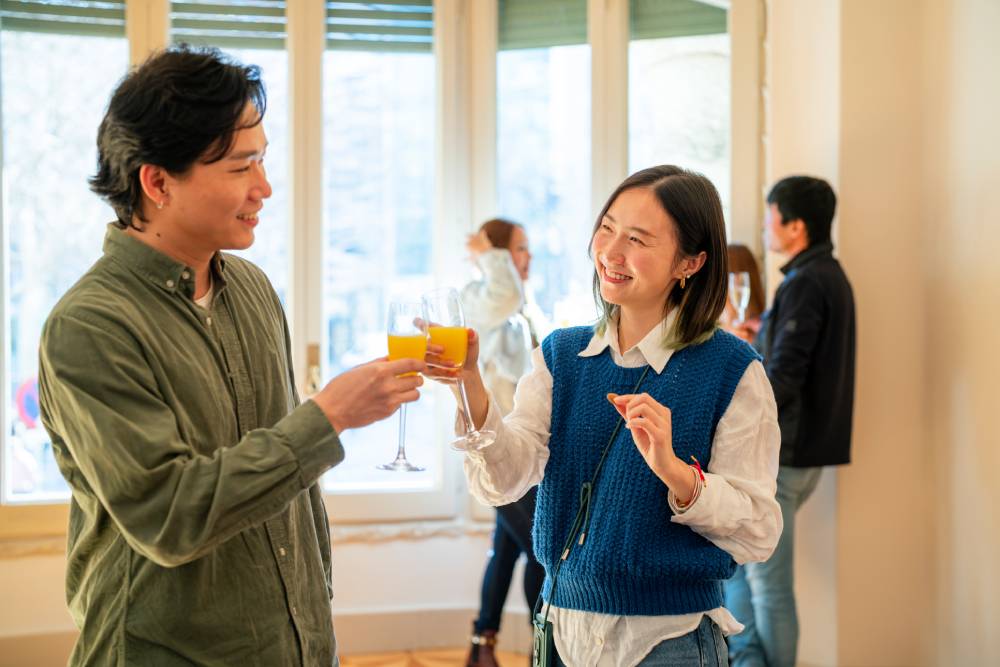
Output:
[780, 241, 834, 275]
[102, 223, 228, 299]
[578, 309, 679, 374]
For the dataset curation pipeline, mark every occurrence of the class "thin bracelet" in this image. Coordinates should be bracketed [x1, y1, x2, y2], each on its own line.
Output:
[676, 465, 703, 509]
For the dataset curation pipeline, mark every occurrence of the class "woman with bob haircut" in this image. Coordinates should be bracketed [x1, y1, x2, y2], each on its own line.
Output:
[428, 166, 782, 666]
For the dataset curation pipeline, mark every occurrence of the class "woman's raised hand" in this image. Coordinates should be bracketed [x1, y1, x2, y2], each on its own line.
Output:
[466, 230, 492, 259]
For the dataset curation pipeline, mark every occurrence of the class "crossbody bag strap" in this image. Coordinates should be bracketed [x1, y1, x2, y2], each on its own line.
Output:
[533, 364, 651, 626]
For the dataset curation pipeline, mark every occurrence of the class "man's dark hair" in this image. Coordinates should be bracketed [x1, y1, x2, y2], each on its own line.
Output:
[89, 45, 266, 230]
[591, 165, 729, 348]
[766, 176, 837, 245]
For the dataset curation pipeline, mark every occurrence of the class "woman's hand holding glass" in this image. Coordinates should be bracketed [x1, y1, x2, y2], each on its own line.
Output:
[607, 392, 697, 503]
[421, 288, 496, 450]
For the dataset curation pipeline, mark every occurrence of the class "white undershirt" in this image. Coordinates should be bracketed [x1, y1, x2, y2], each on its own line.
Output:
[193, 281, 214, 310]
[457, 314, 782, 667]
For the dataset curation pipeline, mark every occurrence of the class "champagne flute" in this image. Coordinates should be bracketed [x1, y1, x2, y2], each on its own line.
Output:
[421, 288, 496, 450]
[728, 271, 752, 324]
[378, 301, 427, 472]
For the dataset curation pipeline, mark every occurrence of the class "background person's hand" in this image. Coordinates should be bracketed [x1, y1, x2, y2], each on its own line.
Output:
[312, 357, 426, 433]
[726, 318, 760, 343]
[466, 230, 492, 260]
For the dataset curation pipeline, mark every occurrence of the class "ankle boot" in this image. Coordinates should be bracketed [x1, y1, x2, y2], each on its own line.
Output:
[465, 628, 500, 667]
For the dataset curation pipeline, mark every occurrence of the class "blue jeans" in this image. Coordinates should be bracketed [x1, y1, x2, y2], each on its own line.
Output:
[552, 616, 728, 666]
[724, 466, 822, 667]
[475, 486, 545, 633]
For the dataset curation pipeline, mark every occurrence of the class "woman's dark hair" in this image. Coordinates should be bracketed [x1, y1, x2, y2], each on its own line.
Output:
[590, 165, 729, 348]
[766, 175, 837, 245]
[479, 217, 523, 251]
[727, 244, 766, 321]
[89, 44, 266, 230]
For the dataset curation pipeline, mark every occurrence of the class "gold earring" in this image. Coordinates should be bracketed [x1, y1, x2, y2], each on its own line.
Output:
[680, 274, 688, 289]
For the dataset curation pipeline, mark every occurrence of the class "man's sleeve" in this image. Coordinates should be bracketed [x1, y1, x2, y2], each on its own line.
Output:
[765, 275, 825, 411]
[38, 312, 344, 568]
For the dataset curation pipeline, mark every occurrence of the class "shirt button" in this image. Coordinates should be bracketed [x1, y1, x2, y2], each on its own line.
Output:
[181, 271, 190, 280]
[279, 547, 287, 557]
[291, 606, 298, 616]
[594, 636, 604, 646]
[206, 317, 212, 326]
[165, 279, 174, 288]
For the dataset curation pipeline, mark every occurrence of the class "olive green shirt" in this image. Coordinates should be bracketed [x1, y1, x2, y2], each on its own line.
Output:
[38, 225, 345, 666]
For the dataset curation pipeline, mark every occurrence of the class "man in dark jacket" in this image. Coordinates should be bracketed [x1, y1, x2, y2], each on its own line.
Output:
[724, 176, 856, 667]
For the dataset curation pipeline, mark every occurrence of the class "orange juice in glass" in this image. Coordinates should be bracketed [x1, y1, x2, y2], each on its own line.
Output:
[379, 301, 426, 472]
[427, 325, 467, 367]
[421, 288, 495, 450]
[388, 334, 427, 376]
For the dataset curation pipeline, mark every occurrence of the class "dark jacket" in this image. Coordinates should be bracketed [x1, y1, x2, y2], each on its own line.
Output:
[758, 242, 856, 467]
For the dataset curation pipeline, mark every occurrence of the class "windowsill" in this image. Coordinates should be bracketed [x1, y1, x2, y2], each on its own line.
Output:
[0, 515, 495, 561]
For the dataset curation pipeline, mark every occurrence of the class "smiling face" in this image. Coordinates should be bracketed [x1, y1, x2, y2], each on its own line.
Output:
[590, 186, 684, 316]
[160, 106, 271, 255]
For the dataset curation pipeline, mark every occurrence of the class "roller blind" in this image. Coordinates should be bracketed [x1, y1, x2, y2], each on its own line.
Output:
[0, 0, 126, 38]
[498, 0, 586, 51]
[326, 1, 433, 53]
[171, 0, 286, 50]
[630, 0, 726, 40]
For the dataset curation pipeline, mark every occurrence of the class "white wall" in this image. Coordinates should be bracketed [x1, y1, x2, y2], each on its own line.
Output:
[765, 1, 841, 664]
[921, 0, 1000, 664]
[836, 2, 933, 664]
[0, 524, 522, 665]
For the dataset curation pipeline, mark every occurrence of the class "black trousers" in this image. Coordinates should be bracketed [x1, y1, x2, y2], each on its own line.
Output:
[474, 486, 545, 633]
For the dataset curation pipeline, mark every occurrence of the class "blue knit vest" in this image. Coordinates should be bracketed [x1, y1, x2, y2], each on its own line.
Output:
[534, 326, 760, 616]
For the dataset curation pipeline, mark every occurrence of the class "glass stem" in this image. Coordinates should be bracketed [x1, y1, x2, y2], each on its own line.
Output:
[395, 403, 408, 461]
[456, 377, 477, 434]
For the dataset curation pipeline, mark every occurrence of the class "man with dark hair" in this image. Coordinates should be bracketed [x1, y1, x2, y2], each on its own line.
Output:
[38, 46, 424, 666]
[724, 176, 856, 667]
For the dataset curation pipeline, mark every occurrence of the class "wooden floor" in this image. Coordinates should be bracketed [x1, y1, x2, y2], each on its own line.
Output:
[341, 648, 527, 667]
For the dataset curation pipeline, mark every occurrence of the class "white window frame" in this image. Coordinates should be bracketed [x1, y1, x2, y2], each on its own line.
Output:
[0, 0, 763, 536]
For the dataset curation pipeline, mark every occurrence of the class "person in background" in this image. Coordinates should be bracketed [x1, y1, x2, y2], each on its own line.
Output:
[461, 218, 545, 667]
[37, 46, 423, 666]
[432, 166, 782, 666]
[724, 176, 856, 667]
[721, 244, 766, 342]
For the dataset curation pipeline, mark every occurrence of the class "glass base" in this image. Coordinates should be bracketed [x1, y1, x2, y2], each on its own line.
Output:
[451, 428, 496, 452]
[377, 458, 425, 472]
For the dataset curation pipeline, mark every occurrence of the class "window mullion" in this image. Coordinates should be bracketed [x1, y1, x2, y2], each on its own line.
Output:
[467, 0, 498, 227]
[588, 0, 629, 219]
[126, 0, 169, 67]
[286, 0, 325, 393]
[433, 0, 471, 272]
[729, 0, 765, 251]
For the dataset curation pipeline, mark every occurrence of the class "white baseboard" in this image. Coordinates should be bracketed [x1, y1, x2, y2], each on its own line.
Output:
[333, 607, 531, 655]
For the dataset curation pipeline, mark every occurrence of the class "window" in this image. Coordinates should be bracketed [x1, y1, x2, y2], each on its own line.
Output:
[320, 1, 439, 492]
[628, 0, 730, 214]
[1, 0, 128, 503]
[170, 0, 290, 302]
[1, 0, 751, 526]
[496, 0, 593, 328]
